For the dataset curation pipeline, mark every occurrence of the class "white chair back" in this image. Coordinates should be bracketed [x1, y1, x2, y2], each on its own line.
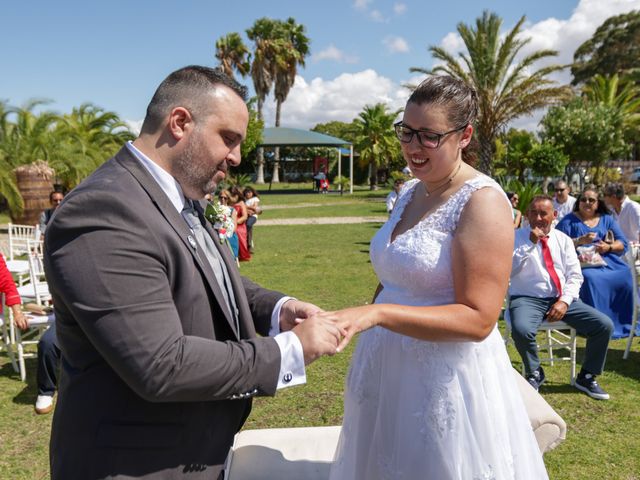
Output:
[8, 223, 37, 261]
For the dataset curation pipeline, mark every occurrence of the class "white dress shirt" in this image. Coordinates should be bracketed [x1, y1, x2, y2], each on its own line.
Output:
[510, 226, 583, 306]
[612, 196, 640, 243]
[126, 142, 305, 388]
[553, 195, 576, 221]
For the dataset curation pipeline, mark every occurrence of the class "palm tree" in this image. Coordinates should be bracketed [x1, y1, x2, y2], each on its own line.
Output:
[411, 11, 570, 175]
[271, 18, 310, 183]
[0, 100, 61, 217]
[215, 32, 251, 79]
[247, 18, 279, 184]
[582, 73, 640, 160]
[352, 103, 402, 190]
[582, 74, 640, 128]
[54, 103, 134, 189]
[0, 101, 24, 215]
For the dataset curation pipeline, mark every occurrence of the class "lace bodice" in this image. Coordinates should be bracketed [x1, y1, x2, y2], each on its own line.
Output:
[371, 175, 506, 306]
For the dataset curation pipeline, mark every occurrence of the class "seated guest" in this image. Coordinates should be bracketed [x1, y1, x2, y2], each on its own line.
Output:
[0, 253, 57, 413]
[39, 191, 64, 238]
[552, 180, 575, 221]
[385, 178, 405, 214]
[510, 195, 614, 400]
[507, 191, 522, 228]
[0, 253, 27, 331]
[556, 186, 635, 339]
[603, 182, 640, 244]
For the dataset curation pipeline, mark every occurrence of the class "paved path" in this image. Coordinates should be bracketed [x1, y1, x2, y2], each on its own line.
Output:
[257, 216, 387, 226]
[263, 201, 365, 210]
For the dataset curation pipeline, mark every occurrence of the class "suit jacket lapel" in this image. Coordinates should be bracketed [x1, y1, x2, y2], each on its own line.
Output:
[113, 147, 239, 338]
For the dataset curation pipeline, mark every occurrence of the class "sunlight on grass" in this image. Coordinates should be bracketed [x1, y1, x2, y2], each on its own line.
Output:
[1, 194, 639, 479]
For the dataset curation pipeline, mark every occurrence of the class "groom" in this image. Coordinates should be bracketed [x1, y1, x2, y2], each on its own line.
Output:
[44, 66, 342, 480]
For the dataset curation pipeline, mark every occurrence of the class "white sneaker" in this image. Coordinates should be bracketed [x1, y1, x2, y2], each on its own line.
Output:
[35, 395, 54, 414]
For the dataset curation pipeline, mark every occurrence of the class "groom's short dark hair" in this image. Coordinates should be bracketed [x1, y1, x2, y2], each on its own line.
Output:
[141, 65, 248, 134]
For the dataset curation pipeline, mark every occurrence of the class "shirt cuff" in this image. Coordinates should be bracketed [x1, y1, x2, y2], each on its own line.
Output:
[559, 294, 574, 307]
[269, 296, 295, 336]
[273, 331, 306, 389]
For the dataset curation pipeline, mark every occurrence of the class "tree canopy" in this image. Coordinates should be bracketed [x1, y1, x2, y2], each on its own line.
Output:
[571, 10, 640, 85]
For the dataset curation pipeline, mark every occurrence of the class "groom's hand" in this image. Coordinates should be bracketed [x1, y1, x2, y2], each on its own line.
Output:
[279, 299, 323, 332]
[292, 317, 342, 365]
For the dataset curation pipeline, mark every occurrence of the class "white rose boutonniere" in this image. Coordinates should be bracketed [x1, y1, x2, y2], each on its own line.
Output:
[204, 201, 235, 244]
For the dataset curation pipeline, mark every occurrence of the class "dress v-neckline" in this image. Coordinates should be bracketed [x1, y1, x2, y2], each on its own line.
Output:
[388, 177, 478, 246]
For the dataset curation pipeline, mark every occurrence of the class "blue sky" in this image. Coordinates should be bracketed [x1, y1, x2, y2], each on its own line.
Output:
[2, 0, 639, 132]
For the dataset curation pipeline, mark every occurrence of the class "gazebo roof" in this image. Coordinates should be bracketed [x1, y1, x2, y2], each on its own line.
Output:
[260, 127, 351, 147]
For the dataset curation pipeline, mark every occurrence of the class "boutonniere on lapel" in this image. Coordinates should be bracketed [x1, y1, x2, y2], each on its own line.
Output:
[204, 200, 235, 245]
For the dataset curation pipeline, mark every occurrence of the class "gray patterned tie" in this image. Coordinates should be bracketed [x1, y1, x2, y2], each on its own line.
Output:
[181, 201, 240, 333]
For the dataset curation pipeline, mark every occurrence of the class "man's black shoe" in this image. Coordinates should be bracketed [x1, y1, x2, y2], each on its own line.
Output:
[575, 371, 609, 400]
[525, 367, 546, 391]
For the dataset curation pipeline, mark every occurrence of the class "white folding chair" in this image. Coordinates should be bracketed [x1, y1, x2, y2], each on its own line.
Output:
[7, 223, 36, 261]
[16, 239, 51, 305]
[0, 296, 19, 374]
[623, 246, 640, 360]
[503, 296, 577, 385]
[10, 308, 55, 382]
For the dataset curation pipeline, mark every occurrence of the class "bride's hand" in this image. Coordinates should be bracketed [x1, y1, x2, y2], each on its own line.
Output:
[316, 305, 379, 352]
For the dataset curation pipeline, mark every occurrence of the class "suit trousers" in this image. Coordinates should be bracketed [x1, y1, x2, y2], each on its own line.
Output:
[509, 296, 614, 376]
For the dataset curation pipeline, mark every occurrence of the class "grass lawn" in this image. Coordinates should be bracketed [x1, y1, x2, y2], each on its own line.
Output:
[1, 193, 639, 479]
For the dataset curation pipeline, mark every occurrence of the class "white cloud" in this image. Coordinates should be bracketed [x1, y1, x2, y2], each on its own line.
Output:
[516, 0, 640, 85]
[312, 45, 359, 64]
[126, 119, 143, 135]
[353, 0, 372, 11]
[393, 2, 407, 15]
[441, 32, 464, 54]
[383, 35, 410, 53]
[370, 9, 385, 22]
[261, 70, 410, 129]
[433, 0, 640, 130]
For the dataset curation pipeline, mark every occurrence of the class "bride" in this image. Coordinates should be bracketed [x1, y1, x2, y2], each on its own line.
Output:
[323, 76, 548, 479]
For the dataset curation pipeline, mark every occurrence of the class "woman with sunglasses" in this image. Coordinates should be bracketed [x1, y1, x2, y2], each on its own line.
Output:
[556, 186, 634, 339]
[323, 76, 546, 479]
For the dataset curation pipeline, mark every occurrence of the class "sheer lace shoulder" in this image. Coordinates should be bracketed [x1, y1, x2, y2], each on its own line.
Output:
[389, 174, 507, 236]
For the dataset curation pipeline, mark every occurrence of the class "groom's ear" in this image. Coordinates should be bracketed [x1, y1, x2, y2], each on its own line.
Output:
[168, 107, 194, 141]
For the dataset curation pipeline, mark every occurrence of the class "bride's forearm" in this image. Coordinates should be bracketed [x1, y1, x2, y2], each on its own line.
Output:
[374, 303, 497, 342]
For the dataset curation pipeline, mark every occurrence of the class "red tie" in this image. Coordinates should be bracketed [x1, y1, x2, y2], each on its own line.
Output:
[540, 236, 562, 297]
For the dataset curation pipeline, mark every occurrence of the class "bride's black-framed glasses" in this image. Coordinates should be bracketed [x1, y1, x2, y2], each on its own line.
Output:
[393, 121, 467, 149]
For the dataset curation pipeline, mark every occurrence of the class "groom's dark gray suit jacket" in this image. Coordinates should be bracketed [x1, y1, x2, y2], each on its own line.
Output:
[44, 146, 284, 479]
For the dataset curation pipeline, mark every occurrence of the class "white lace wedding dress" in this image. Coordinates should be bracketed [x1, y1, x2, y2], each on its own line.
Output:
[329, 176, 548, 480]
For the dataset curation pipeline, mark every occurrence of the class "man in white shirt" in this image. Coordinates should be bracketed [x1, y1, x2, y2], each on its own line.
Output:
[43, 66, 342, 479]
[603, 182, 640, 243]
[552, 180, 576, 221]
[509, 195, 613, 400]
[385, 178, 404, 214]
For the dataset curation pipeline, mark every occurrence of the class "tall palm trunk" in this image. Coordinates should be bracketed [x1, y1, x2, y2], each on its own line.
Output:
[271, 100, 283, 183]
[255, 98, 266, 184]
[477, 131, 495, 176]
[369, 160, 378, 190]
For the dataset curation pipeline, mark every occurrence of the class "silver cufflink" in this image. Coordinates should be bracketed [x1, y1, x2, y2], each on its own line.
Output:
[187, 235, 197, 250]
